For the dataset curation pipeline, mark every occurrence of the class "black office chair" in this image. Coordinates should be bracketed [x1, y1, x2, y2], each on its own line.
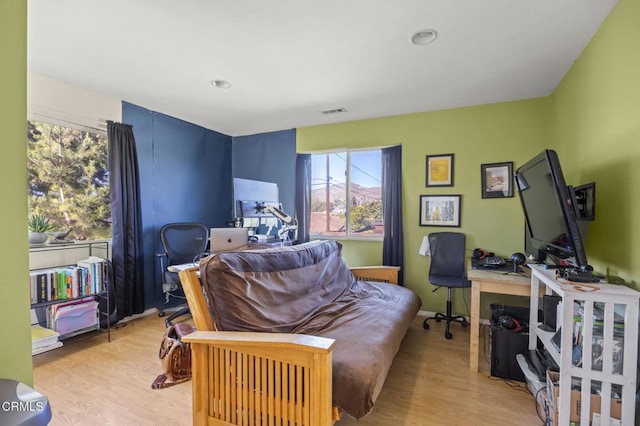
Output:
[422, 232, 471, 339]
[157, 222, 208, 327]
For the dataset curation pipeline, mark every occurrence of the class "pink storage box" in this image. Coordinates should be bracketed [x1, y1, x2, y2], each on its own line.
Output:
[54, 301, 99, 335]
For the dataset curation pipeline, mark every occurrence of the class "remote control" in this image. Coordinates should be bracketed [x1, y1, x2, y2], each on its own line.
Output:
[563, 269, 601, 283]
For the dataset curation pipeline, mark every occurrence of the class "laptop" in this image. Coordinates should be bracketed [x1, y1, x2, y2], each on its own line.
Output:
[209, 227, 249, 252]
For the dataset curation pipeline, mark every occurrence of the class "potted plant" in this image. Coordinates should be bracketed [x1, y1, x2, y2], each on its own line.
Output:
[28, 213, 54, 246]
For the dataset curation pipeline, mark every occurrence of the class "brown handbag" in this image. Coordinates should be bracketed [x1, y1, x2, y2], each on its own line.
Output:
[151, 323, 195, 389]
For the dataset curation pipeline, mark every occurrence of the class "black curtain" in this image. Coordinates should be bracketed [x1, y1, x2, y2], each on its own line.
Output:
[108, 121, 145, 319]
[295, 154, 311, 243]
[381, 145, 404, 285]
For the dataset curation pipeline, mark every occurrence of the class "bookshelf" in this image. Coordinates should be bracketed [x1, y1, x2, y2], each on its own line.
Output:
[29, 241, 112, 354]
[528, 265, 638, 425]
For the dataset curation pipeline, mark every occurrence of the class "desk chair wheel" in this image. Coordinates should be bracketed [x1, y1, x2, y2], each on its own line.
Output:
[444, 323, 454, 339]
[158, 311, 166, 317]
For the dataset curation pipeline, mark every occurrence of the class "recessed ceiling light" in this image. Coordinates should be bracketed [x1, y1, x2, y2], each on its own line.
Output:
[411, 29, 438, 46]
[211, 79, 231, 89]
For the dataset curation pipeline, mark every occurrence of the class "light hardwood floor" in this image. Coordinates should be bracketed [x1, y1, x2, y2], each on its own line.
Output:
[33, 313, 543, 426]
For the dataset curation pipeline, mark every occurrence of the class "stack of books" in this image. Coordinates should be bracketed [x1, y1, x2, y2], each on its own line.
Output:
[31, 325, 62, 355]
[29, 256, 107, 304]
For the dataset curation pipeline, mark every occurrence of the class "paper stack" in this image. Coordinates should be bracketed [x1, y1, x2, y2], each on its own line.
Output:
[31, 325, 62, 355]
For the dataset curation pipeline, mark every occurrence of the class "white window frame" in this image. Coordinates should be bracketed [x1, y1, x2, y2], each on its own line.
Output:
[309, 147, 383, 241]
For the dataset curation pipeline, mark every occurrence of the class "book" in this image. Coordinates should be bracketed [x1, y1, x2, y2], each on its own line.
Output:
[31, 325, 60, 352]
[32, 341, 63, 355]
[77, 256, 106, 294]
[570, 301, 625, 374]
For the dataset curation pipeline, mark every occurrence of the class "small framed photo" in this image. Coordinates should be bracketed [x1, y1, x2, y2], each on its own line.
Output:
[481, 162, 514, 198]
[419, 195, 461, 227]
[426, 153, 454, 187]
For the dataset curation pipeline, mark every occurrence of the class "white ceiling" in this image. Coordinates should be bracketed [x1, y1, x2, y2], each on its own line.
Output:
[28, 0, 617, 137]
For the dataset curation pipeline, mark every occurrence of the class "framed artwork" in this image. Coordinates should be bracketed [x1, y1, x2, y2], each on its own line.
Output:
[426, 153, 454, 187]
[481, 161, 514, 198]
[419, 194, 461, 227]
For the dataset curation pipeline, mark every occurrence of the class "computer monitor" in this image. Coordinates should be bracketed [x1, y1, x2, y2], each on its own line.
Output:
[514, 149, 589, 270]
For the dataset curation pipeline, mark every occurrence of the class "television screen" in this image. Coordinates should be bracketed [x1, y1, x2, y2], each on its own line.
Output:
[515, 149, 589, 269]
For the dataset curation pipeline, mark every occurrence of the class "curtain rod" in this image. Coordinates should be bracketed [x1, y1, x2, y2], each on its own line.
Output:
[297, 143, 403, 154]
[28, 110, 107, 134]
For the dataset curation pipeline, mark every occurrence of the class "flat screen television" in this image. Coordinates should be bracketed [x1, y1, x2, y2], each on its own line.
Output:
[514, 149, 589, 270]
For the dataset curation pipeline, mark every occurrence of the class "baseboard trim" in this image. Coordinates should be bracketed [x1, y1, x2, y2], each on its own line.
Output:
[119, 307, 161, 323]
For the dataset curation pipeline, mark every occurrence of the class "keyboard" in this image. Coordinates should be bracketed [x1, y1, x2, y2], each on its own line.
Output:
[483, 256, 506, 267]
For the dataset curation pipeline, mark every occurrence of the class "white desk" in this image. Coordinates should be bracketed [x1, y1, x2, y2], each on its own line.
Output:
[166, 242, 290, 273]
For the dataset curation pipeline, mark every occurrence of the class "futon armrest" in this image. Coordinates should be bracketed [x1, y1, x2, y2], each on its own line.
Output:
[183, 331, 337, 426]
[182, 330, 335, 353]
[350, 266, 400, 284]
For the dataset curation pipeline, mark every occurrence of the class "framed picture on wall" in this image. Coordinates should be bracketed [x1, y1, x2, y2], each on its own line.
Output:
[481, 162, 514, 198]
[426, 153, 454, 187]
[419, 194, 461, 227]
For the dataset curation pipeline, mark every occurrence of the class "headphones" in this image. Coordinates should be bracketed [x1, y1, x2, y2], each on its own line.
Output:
[510, 252, 527, 272]
[473, 248, 494, 259]
[498, 315, 522, 333]
[511, 252, 527, 265]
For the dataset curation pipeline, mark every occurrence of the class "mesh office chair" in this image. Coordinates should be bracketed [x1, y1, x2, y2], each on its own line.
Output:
[422, 232, 471, 339]
[157, 222, 208, 327]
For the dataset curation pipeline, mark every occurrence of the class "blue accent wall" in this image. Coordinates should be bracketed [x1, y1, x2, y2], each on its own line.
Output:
[232, 129, 297, 215]
[122, 102, 232, 309]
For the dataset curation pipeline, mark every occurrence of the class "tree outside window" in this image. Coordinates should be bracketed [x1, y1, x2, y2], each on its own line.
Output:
[27, 120, 111, 241]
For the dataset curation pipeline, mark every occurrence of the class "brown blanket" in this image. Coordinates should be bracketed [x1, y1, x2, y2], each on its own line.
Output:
[200, 240, 422, 419]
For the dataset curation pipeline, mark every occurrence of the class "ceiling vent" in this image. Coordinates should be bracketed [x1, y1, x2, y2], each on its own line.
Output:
[321, 107, 348, 115]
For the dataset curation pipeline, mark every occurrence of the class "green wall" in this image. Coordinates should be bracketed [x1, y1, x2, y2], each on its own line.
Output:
[298, 98, 551, 314]
[549, 0, 640, 288]
[298, 0, 640, 316]
[0, 0, 32, 385]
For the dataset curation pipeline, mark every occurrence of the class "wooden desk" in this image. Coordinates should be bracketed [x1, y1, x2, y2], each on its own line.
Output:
[467, 267, 540, 372]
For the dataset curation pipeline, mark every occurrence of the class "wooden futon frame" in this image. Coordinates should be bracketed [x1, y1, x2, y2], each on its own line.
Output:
[179, 265, 399, 426]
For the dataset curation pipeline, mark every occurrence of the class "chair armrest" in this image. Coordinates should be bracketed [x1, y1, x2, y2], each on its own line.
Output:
[183, 331, 336, 426]
[350, 266, 400, 285]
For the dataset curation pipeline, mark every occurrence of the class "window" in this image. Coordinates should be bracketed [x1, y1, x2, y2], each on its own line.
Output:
[27, 120, 111, 240]
[310, 149, 383, 239]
